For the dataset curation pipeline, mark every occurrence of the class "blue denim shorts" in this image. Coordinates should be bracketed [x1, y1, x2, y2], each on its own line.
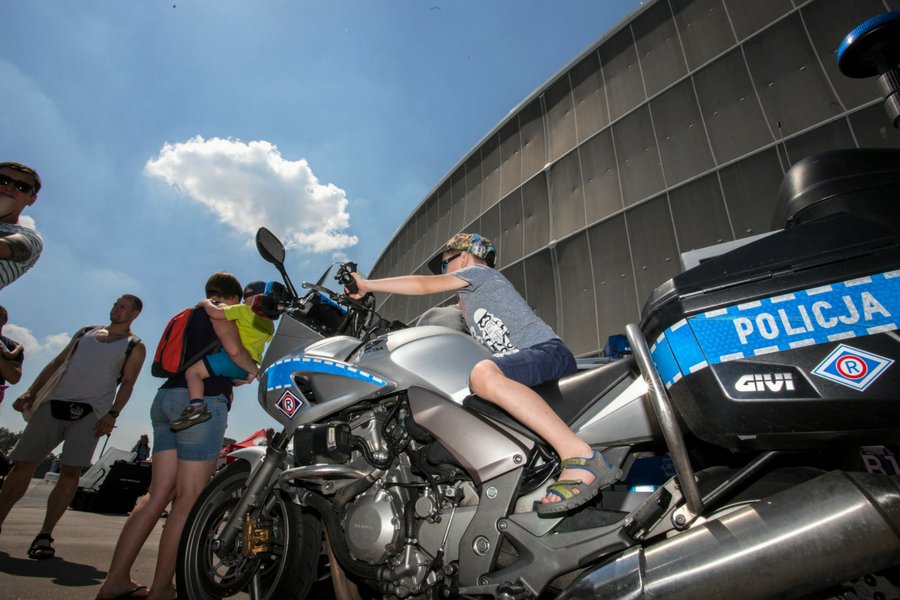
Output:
[489, 338, 577, 388]
[204, 348, 249, 380]
[151, 387, 228, 461]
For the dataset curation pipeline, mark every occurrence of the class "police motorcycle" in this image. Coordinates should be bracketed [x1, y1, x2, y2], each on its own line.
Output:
[177, 13, 900, 600]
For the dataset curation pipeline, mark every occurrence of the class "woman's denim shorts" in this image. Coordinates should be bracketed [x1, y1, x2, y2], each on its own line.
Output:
[151, 387, 228, 461]
[489, 338, 577, 388]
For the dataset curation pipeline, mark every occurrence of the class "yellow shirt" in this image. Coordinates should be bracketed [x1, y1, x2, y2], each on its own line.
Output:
[222, 304, 275, 363]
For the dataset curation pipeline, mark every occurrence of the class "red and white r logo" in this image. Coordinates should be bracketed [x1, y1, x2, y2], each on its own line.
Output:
[275, 390, 304, 419]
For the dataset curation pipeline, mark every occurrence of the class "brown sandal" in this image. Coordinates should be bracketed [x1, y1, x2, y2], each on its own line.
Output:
[536, 450, 622, 516]
[27, 533, 55, 559]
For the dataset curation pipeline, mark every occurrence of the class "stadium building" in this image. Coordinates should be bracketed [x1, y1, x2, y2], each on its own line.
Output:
[368, 0, 900, 357]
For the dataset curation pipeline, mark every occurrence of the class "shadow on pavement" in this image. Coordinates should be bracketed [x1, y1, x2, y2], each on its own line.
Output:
[0, 551, 107, 588]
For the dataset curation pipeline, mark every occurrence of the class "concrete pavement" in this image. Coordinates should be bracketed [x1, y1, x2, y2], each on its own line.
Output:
[0, 477, 160, 599]
[0, 477, 256, 600]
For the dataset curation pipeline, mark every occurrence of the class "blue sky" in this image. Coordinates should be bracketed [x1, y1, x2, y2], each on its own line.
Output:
[1, 1, 642, 458]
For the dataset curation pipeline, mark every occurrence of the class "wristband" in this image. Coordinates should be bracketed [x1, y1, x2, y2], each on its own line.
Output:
[107, 409, 120, 418]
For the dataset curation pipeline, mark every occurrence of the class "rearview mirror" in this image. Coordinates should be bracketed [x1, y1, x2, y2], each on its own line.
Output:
[256, 227, 286, 266]
[255, 227, 299, 299]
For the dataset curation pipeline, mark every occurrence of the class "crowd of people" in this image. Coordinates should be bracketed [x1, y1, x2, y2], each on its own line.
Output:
[0, 160, 268, 600]
[0, 160, 609, 599]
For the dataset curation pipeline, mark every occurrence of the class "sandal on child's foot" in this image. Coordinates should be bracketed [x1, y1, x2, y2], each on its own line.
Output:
[27, 533, 55, 559]
[170, 404, 211, 432]
[536, 450, 622, 516]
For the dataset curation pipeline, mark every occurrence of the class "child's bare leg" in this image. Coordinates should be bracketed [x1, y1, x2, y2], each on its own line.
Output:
[172, 362, 212, 432]
[184, 361, 211, 402]
[468, 360, 596, 504]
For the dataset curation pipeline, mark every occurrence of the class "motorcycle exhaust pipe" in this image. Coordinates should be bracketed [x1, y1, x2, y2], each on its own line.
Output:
[559, 471, 900, 600]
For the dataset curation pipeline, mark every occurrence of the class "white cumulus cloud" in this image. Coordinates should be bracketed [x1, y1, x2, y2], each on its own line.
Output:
[5, 324, 70, 360]
[144, 136, 358, 253]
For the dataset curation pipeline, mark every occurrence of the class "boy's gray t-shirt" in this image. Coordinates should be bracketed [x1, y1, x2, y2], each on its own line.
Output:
[453, 264, 559, 356]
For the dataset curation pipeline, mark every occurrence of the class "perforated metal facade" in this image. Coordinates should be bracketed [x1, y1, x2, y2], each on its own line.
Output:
[369, 0, 900, 357]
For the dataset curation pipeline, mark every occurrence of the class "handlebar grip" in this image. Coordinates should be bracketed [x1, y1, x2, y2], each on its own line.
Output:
[338, 262, 359, 294]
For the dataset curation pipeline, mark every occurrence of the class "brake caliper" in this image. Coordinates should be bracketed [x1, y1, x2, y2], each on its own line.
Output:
[241, 514, 273, 558]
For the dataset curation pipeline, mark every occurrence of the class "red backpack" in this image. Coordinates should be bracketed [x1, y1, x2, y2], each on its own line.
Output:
[151, 308, 220, 378]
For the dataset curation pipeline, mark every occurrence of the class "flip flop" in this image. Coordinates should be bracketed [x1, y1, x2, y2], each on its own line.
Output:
[536, 450, 622, 516]
[27, 533, 55, 559]
[96, 584, 149, 599]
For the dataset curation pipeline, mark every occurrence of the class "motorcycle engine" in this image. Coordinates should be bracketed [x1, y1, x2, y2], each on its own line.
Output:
[343, 486, 404, 564]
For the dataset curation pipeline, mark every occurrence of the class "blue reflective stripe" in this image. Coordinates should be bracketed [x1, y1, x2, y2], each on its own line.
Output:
[650, 333, 682, 389]
[649, 270, 900, 388]
[265, 356, 386, 391]
[665, 319, 707, 376]
[317, 291, 348, 314]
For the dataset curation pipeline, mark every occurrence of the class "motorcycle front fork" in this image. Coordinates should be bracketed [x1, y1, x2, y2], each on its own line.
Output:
[212, 430, 291, 558]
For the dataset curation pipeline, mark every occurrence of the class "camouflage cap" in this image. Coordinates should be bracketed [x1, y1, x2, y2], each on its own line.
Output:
[427, 233, 496, 274]
[0, 162, 41, 194]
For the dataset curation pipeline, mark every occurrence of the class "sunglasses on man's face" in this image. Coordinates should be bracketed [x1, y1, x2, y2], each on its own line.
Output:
[0, 174, 35, 196]
[440, 253, 462, 274]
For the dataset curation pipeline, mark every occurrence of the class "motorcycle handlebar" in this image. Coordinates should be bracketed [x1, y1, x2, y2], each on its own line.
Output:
[287, 261, 400, 340]
[337, 261, 358, 295]
[299, 280, 372, 319]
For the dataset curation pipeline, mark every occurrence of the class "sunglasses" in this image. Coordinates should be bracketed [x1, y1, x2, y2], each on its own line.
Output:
[0, 174, 35, 195]
[440, 253, 462, 274]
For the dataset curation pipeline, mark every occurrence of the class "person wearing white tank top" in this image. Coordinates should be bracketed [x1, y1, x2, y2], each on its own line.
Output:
[1, 295, 146, 561]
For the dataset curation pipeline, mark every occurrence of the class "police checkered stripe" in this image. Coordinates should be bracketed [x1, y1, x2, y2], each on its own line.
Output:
[649, 333, 681, 388]
[665, 318, 707, 375]
[265, 355, 386, 392]
[647, 270, 900, 389]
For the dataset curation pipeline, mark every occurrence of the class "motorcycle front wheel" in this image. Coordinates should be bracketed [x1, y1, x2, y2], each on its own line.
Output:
[176, 460, 323, 600]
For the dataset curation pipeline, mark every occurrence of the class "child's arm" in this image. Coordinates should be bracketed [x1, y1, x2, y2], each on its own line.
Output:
[197, 298, 228, 320]
[350, 273, 467, 297]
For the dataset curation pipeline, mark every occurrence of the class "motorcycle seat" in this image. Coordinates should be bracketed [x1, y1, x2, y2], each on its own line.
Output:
[463, 357, 636, 440]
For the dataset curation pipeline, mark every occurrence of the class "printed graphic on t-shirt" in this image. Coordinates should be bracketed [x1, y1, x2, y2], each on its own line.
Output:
[470, 308, 517, 356]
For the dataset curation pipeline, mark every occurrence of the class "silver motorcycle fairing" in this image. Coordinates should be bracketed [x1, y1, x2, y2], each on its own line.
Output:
[259, 353, 396, 431]
[259, 314, 325, 371]
[571, 376, 659, 446]
[259, 326, 490, 426]
[303, 335, 364, 361]
[257, 326, 485, 434]
[408, 386, 533, 485]
[351, 326, 491, 403]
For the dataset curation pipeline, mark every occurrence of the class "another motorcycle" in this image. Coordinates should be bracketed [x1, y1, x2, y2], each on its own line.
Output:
[177, 13, 900, 600]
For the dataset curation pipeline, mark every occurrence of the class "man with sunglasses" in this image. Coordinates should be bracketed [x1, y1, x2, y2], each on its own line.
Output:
[0, 162, 43, 290]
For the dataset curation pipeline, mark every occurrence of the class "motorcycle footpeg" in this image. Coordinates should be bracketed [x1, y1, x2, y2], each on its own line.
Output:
[498, 583, 532, 600]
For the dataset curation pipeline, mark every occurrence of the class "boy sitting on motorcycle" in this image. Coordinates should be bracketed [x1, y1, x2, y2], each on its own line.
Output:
[348, 233, 620, 514]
